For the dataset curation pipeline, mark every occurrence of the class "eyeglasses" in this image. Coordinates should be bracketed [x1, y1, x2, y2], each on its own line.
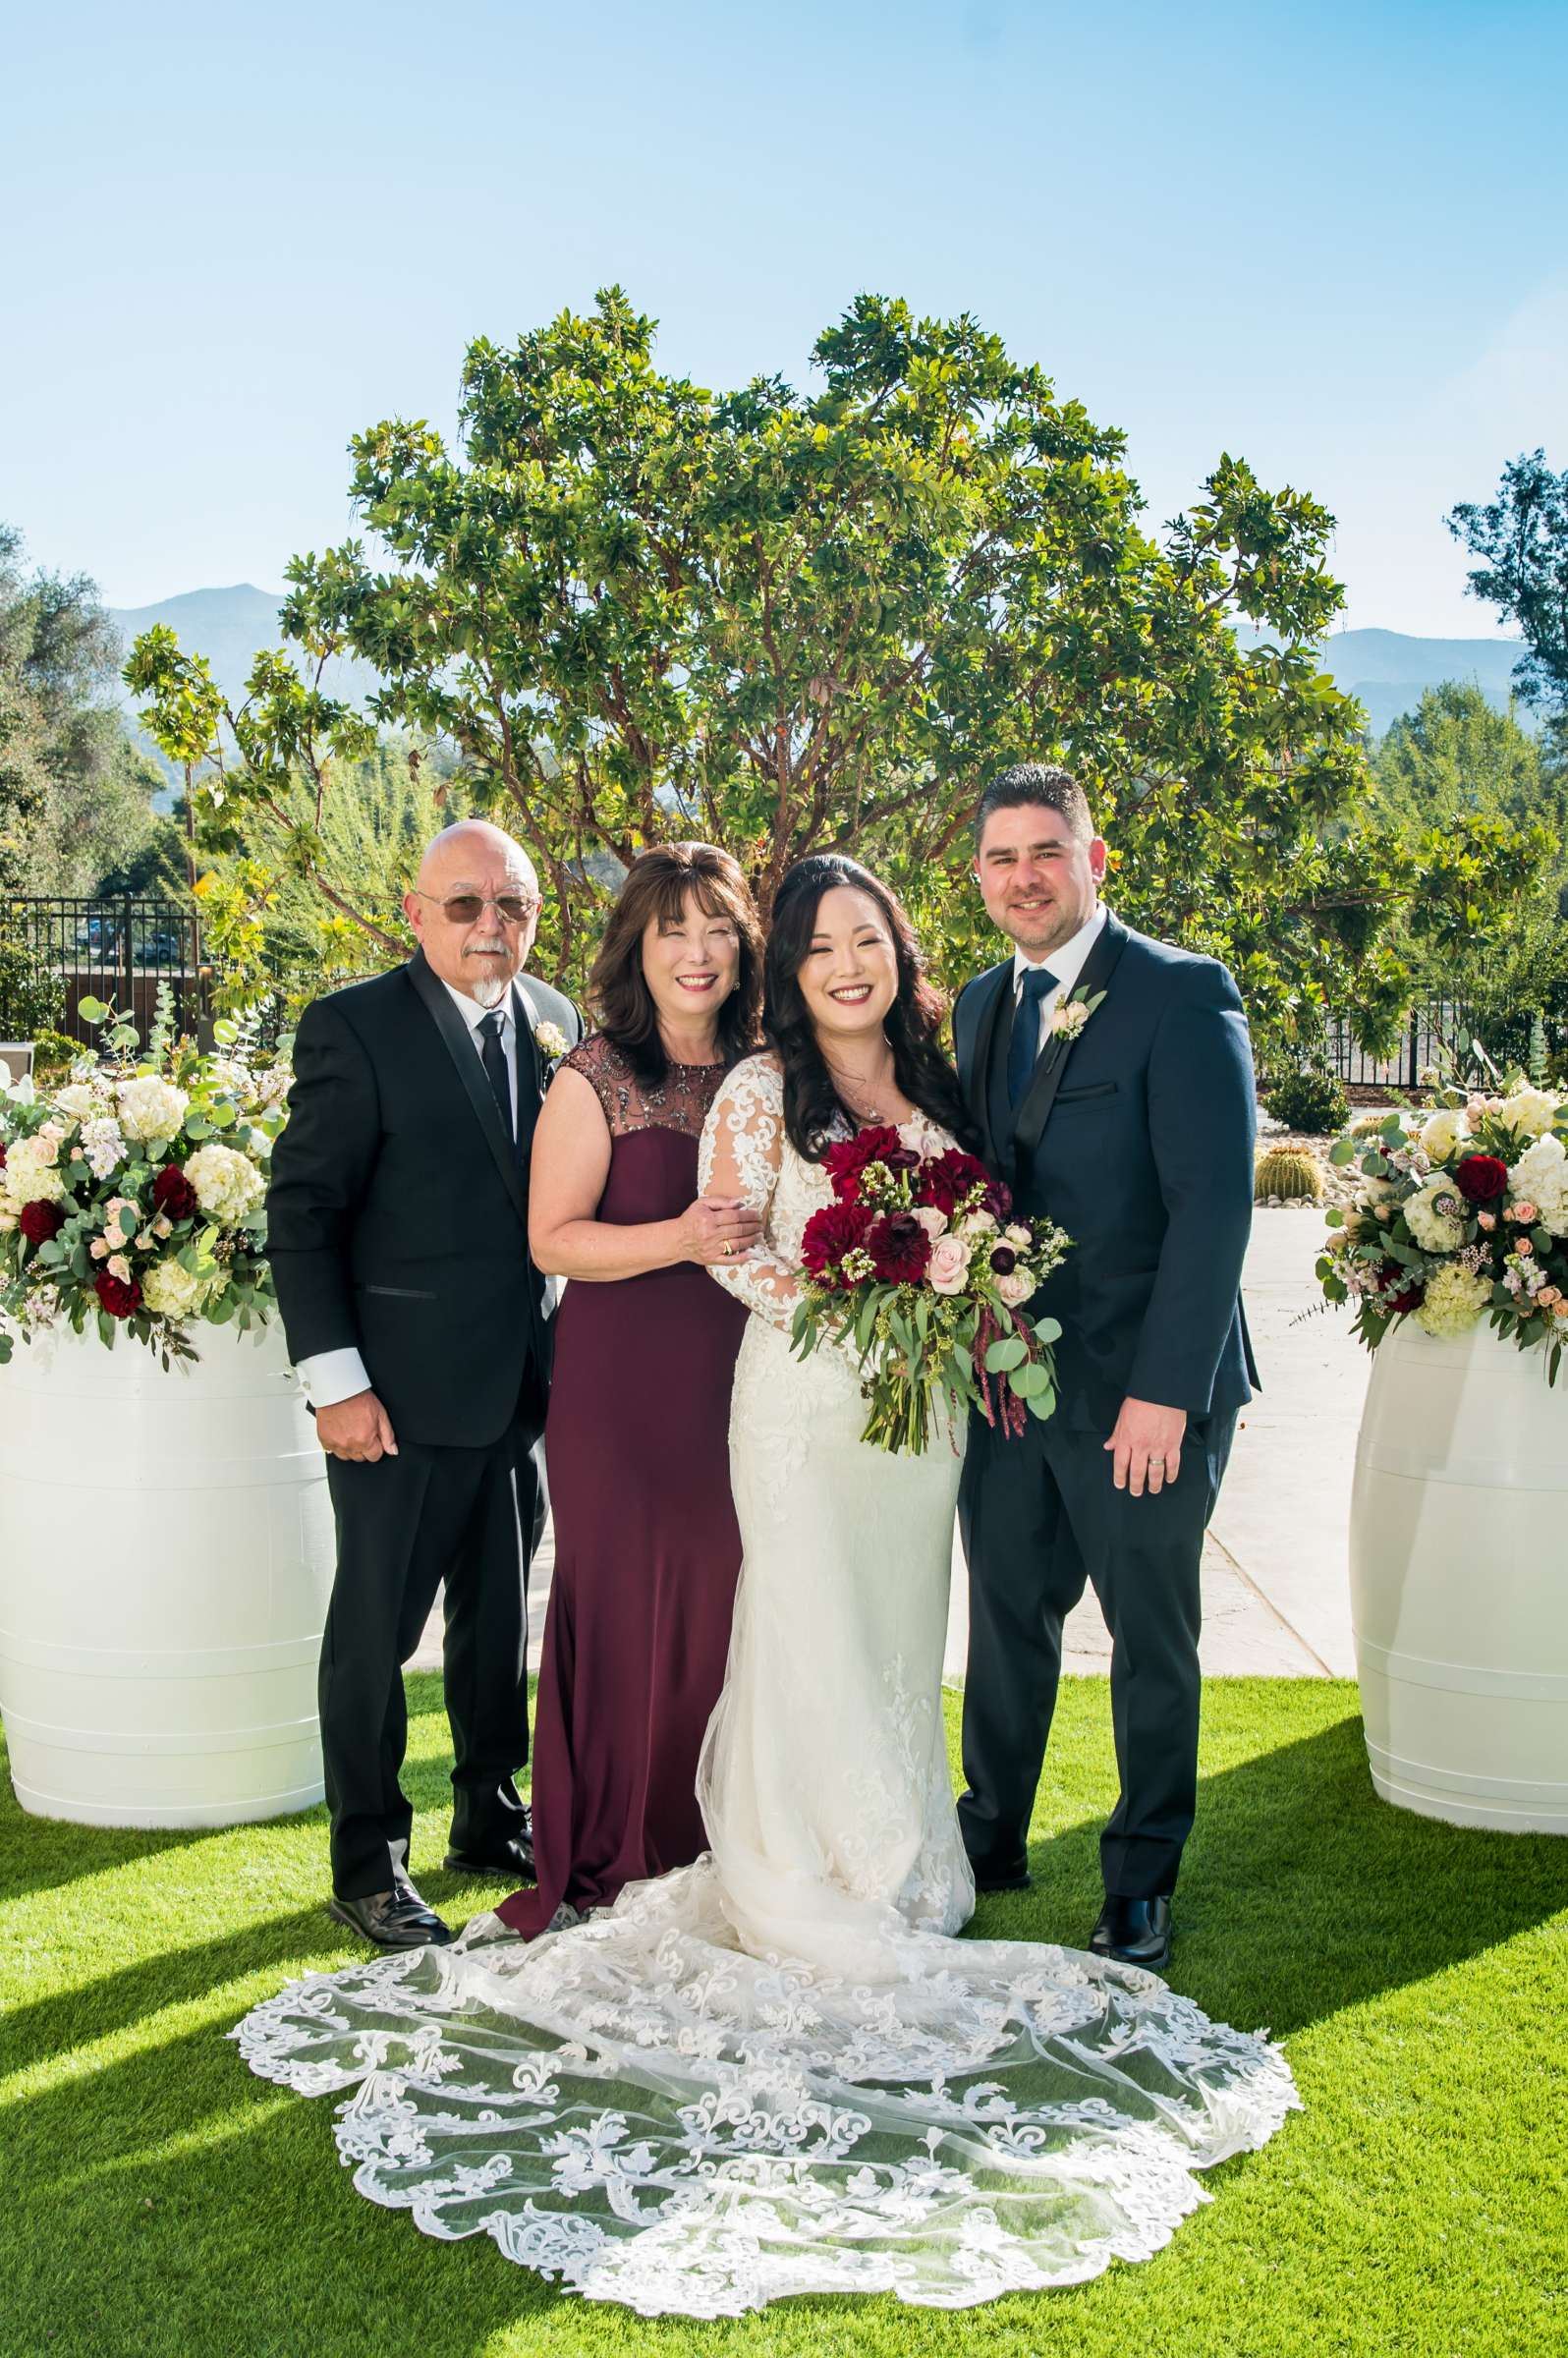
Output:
[413, 890, 540, 926]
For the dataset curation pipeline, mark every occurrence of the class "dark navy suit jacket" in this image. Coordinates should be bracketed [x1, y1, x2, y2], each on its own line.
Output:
[953, 913, 1259, 1432]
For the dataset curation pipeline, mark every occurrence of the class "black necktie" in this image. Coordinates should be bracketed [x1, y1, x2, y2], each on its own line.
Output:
[477, 1010, 513, 1145]
[1007, 966, 1057, 1110]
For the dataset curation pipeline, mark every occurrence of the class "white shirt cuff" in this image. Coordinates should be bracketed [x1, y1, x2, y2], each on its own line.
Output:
[295, 1346, 371, 1410]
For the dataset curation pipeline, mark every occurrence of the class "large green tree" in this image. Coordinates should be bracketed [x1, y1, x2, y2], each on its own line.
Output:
[1448, 450, 1568, 713]
[130, 293, 1538, 1053]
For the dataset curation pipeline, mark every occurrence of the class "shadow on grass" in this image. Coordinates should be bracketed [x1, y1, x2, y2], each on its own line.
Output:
[978, 1705, 1568, 2040]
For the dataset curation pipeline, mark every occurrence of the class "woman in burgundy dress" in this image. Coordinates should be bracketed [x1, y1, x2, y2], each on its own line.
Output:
[496, 844, 763, 1936]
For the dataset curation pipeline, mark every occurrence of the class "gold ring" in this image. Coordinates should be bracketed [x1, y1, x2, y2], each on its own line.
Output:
[722, 1242, 735, 1257]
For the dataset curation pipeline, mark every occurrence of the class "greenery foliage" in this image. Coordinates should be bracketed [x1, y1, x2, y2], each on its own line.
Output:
[1448, 449, 1568, 712]
[1263, 1069, 1350, 1135]
[126, 293, 1541, 1057]
[0, 906, 66, 1039]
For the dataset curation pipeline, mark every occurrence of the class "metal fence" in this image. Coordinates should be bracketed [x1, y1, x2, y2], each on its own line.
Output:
[1323, 1000, 1466, 1093]
[0, 897, 208, 1045]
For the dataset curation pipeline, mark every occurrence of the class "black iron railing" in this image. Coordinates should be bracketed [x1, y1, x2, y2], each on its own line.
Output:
[0, 897, 207, 1045]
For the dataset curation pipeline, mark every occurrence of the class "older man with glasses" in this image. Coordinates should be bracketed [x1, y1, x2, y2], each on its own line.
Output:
[266, 820, 583, 1948]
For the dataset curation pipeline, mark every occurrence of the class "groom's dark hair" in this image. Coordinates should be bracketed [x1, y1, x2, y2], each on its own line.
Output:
[976, 762, 1095, 849]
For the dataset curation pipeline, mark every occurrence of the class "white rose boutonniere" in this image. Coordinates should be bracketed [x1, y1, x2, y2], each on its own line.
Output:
[1045, 985, 1106, 1055]
[533, 1020, 570, 1063]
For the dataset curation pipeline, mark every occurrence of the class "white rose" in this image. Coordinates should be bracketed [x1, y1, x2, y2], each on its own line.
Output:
[995, 1266, 1033, 1308]
[54, 1083, 105, 1120]
[959, 1208, 997, 1238]
[1418, 1107, 1467, 1163]
[182, 1143, 265, 1224]
[141, 1256, 207, 1319]
[116, 1076, 190, 1142]
[1496, 1089, 1560, 1141]
[1004, 1223, 1032, 1250]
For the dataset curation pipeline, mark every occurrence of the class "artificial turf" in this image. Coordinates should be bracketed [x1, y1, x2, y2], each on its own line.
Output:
[4, 1677, 1565, 2358]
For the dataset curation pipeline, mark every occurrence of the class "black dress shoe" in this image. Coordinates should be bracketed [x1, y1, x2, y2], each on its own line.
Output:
[328, 1886, 454, 1949]
[1090, 1891, 1173, 1970]
[969, 1857, 1032, 1895]
[443, 1831, 535, 1881]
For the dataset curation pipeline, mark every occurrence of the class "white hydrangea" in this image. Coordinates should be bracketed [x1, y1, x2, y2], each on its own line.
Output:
[183, 1143, 265, 1224]
[1509, 1133, 1568, 1236]
[1415, 1262, 1492, 1338]
[1403, 1176, 1467, 1253]
[116, 1076, 190, 1142]
[1, 1135, 68, 1207]
[1419, 1107, 1468, 1163]
[141, 1256, 208, 1319]
[1495, 1089, 1561, 1142]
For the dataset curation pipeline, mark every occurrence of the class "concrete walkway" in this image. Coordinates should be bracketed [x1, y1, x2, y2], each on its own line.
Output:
[416, 1210, 1367, 1681]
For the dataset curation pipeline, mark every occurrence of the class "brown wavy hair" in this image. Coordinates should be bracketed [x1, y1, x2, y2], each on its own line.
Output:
[588, 843, 764, 1084]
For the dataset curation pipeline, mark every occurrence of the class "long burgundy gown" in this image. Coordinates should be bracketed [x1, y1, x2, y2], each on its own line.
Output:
[497, 1035, 747, 1937]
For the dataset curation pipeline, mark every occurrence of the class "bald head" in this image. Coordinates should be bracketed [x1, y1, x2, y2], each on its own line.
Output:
[405, 820, 542, 1003]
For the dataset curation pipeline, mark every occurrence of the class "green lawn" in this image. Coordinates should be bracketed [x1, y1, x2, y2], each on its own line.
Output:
[5, 1678, 1566, 2358]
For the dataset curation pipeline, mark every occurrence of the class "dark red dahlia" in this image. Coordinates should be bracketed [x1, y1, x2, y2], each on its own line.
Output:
[1454, 1153, 1509, 1205]
[800, 1200, 875, 1287]
[1375, 1260, 1424, 1316]
[822, 1125, 905, 1203]
[989, 1244, 1018, 1274]
[152, 1161, 198, 1220]
[868, 1210, 931, 1284]
[19, 1200, 66, 1247]
[915, 1148, 994, 1218]
[0, 1140, 7, 1169]
[93, 1269, 142, 1318]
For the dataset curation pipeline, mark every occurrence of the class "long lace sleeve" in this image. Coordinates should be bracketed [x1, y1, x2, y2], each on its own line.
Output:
[698, 1056, 800, 1332]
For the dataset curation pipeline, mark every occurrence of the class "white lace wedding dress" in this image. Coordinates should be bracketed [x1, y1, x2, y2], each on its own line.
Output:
[233, 1054, 1298, 2317]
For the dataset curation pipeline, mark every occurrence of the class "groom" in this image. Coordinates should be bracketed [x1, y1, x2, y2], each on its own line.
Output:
[268, 819, 582, 1949]
[954, 763, 1258, 1969]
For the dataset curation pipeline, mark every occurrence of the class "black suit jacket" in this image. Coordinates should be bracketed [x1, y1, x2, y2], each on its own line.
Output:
[953, 913, 1259, 1432]
[265, 948, 583, 1448]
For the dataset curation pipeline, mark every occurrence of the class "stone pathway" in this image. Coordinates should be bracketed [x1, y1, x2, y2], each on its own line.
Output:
[416, 1210, 1368, 1682]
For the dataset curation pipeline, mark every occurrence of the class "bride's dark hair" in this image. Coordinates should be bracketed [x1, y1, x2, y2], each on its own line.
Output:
[764, 853, 978, 1162]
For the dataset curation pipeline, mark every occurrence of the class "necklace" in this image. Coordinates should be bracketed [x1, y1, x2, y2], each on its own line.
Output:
[828, 1061, 906, 1125]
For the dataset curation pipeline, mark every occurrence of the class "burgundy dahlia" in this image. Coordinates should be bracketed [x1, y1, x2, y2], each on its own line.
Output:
[800, 1200, 875, 1287]
[868, 1210, 931, 1285]
[915, 1148, 994, 1218]
[822, 1125, 905, 1203]
[19, 1200, 66, 1247]
[1454, 1153, 1509, 1205]
[93, 1269, 142, 1319]
[152, 1161, 198, 1220]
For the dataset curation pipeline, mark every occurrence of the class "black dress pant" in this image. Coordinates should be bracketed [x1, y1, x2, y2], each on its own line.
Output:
[958, 1409, 1235, 1901]
[319, 1401, 542, 1900]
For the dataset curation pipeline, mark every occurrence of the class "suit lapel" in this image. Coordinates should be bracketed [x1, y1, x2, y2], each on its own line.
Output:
[510, 979, 543, 1147]
[964, 965, 1011, 1162]
[1011, 913, 1130, 1165]
[407, 949, 528, 1225]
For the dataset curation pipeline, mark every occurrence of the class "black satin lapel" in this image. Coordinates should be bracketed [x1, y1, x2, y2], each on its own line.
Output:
[510, 980, 543, 1151]
[967, 967, 1009, 1158]
[1011, 915, 1131, 1164]
[407, 950, 528, 1224]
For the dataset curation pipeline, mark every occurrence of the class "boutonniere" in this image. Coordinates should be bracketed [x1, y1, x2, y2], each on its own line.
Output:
[533, 1020, 570, 1064]
[1048, 986, 1104, 1044]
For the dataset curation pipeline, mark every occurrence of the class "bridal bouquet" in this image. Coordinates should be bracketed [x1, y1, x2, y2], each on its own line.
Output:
[1317, 1083, 1568, 1379]
[0, 994, 290, 1366]
[792, 1125, 1072, 1453]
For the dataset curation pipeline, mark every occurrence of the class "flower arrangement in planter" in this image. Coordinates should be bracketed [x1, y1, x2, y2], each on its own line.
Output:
[0, 993, 290, 1366]
[1316, 1083, 1568, 1377]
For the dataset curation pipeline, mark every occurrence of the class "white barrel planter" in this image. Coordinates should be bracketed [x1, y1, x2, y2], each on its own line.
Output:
[1350, 1315, 1568, 1833]
[0, 1317, 334, 1827]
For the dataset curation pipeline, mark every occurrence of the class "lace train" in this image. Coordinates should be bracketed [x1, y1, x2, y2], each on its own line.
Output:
[233, 1863, 1298, 2317]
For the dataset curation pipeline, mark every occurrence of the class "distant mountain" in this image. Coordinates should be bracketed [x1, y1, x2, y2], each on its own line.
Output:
[1235, 625, 1530, 737]
[109, 583, 384, 716]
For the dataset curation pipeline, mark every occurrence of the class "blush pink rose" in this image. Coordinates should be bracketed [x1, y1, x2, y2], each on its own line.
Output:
[995, 1266, 1033, 1308]
[913, 1206, 949, 1240]
[927, 1236, 971, 1295]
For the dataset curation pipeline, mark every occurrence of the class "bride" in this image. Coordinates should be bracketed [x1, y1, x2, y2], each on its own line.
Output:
[234, 854, 1298, 2319]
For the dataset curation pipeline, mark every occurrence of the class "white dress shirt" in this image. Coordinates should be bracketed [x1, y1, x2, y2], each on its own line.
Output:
[296, 980, 527, 1412]
[1011, 903, 1108, 1065]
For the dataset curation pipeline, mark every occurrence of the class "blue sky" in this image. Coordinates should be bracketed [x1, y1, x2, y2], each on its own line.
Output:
[7, 0, 1566, 632]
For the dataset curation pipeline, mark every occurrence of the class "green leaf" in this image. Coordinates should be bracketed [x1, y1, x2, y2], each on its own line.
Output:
[856, 1293, 879, 1357]
[77, 996, 109, 1024]
[984, 1334, 1028, 1374]
[1025, 1385, 1057, 1420]
[1032, 1315, 1063, 1344]
[1008, 1360, 1052, 1399]
[1328, 1140, 1356, 1166]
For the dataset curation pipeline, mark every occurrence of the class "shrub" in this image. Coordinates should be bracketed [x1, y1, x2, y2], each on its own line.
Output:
[1264, 1068, 1349, 1136]
[1255, 1146, 1325, 1204]
[0, 915, 65, 1040]
[28, 1028, 84, 1081]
